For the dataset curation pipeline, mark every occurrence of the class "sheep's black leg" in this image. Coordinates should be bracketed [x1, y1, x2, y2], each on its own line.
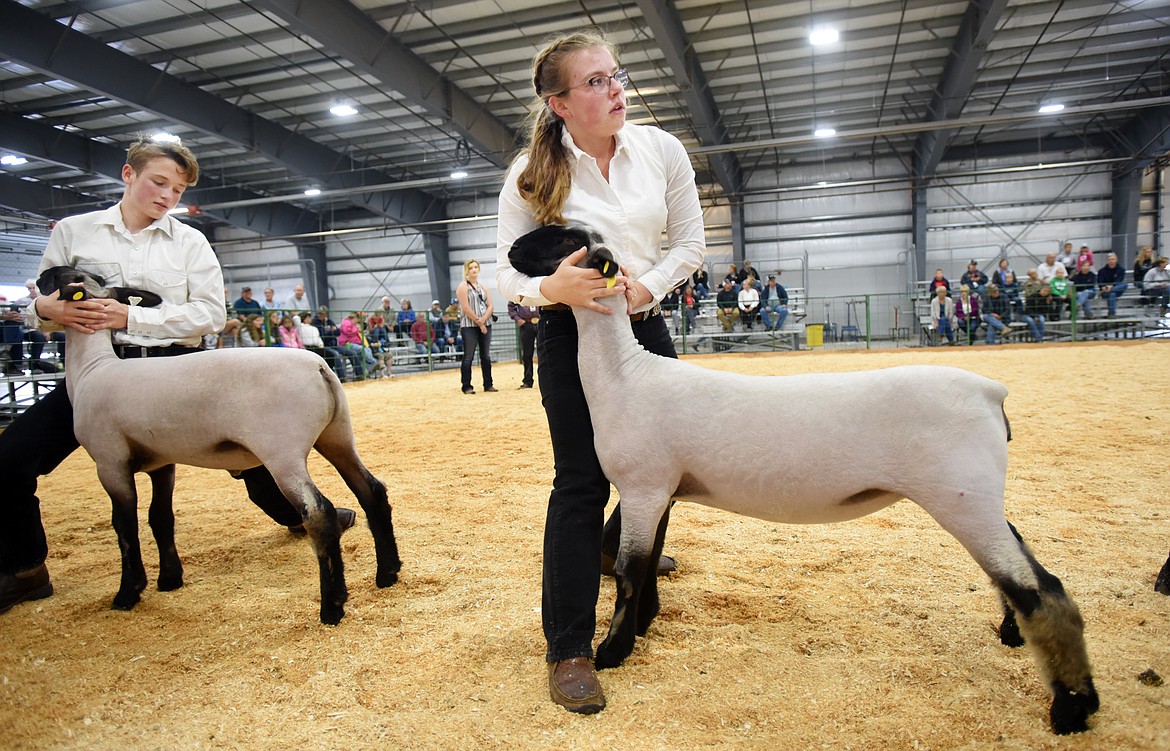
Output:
[147, 465, 183, 592]
[595, 552, 653, 670]
[635, 505, 671, 637]
[298, 485, 348, 625]
[99, 465, 147, 611]
[998, 592, 1024, 647]
[992, 525, 1098, 734]
[340, 464, 400, 588]
[1155, 551, 1170, 596]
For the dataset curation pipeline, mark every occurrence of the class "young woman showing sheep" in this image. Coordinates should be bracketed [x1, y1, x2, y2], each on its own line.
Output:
[508, 224, 1099, 736]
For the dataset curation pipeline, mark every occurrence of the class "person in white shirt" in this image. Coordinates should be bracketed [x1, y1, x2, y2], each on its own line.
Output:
[284, 283, 310, 312]
[737, 275, 760, 329]
[495, 29, 703, 715]
[1036, 253, 1061, 285]
[1143, 257, 1170, 312]
[0, 137, 351, 616]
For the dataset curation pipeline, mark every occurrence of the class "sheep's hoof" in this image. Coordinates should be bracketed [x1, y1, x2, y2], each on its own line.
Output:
[998, 614, 1024, 647]
[595, 637, 633, 671]
[111, 592, 141, 611]
[376, 570, 398, 588]
[320, 602, 345, 626]
[157, 572, 184, 592]
[1049, 678, 1099, 735]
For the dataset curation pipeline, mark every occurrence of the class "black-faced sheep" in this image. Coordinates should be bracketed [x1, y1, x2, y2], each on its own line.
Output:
[509, 225, 1098, 735]
[38, 267, 400, 625]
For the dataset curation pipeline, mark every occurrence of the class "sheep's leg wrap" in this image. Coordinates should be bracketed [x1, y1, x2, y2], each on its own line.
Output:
[100, 464, 147, 611]
[147, 465, 183, 592]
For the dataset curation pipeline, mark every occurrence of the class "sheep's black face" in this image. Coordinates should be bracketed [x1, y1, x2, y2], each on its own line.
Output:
[36, 266, 163, 308]
[509, 225, 618, 284]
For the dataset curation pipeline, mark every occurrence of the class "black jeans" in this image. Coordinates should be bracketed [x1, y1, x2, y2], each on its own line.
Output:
[518, 321, 537, 387]
[0, 347, 302, 574]
[460, 324, 493, 390]
[537, 307, 676, 662]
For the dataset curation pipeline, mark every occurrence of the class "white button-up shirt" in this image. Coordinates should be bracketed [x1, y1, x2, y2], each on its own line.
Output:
[26, 204, 226, 347]
[495, 123, 705, 312]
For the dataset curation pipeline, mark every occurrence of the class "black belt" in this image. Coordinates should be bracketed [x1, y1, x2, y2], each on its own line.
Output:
[541, 303, 662, 321]
[114, 344, 203, 359]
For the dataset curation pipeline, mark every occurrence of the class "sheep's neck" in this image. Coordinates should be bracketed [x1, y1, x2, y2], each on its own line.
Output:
[64, 327, 120, 397]
[572, 295, 649, 383]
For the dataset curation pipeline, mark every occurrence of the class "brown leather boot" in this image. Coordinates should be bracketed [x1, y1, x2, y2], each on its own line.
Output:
[548, 657, 606, 714]
[0, 563, 53, 615]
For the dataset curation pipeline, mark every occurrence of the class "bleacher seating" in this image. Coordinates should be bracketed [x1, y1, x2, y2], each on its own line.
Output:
[668, 287, 808, 353]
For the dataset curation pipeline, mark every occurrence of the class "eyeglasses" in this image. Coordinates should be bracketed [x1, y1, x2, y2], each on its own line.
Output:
[568, 68, 630, 95]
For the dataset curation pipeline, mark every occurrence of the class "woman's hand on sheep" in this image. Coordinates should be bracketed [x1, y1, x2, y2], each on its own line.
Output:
[539, 246, 627, 315]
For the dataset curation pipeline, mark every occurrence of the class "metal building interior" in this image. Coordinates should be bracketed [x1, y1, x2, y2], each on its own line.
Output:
[1, 0, 1167, 309]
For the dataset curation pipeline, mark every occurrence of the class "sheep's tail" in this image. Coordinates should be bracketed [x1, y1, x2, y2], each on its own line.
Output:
[319, 362, 345, 426]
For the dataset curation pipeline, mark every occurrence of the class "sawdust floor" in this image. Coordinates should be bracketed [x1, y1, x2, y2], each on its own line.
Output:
[1, 341, 1168, 750]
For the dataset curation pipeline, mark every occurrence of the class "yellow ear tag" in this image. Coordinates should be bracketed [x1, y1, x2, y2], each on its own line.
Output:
[602, 261, 616, 288]
[70, 290, 84, 301]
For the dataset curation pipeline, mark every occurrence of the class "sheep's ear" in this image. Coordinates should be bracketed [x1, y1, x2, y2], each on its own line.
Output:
[586, 248, 619, 286]
[110, 287, 163, 308]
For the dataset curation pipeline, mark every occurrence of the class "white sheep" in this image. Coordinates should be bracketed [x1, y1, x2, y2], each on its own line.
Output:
[39, 267, 400, 625]
[509, 226, 1098, 735]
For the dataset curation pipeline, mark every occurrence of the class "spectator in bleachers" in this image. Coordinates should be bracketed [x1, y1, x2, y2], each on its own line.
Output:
[6, 280, 60, 374]
[410, 316, 439, 356]
[278, 314, 303, 348]
[265, 310, 283, 346]
[436, 309, 462, 354]
[983, 285, 1011, 345]
[1037, 253, 1061, 285]
[1071, 262, 1098, 319]
[1075, 245, 1095, 271]
[1022, 268, 1044, 298]
[716, 278, 739, 332]
[1057, 242, 1076, 273]
[955, 284, 981, 344]
[1048, 264, 1072, 320]
[508, 300, 539, 389]
[723, 262, 741, 292]
[232, 286, 261, 314]
[296, 314, 347, 380]
[239, 314, 265, 347]
[394, 299, 416, 339]
[1001, 271, 1023, 316]
[960, 260, 988, 299]
[928, 268, 950, 294]
[929, 285, 956, 345]
[737, 275, 760, 331]
[1134, 246, 1155, 306]
[760, 273, 789, 331]
[284, 283, 311, 312]
[691, 267, 709, 299]
[368, 297, 392, 347]
[427, 299, 445, 327]
[313, 307, 341, 346]
[338, 311, 379, 378]
[444, 296, 461, 322]
[992, 258, 1013, 288]
[660, 285, 681, 332]
[1095, 253, 1128, 318]
[1143, 257, 1170, 314]
[680, 284, 699, 337]
[260, 286, 280, 311]
[741, 260, 761, 288]
[1021, 285, 1055, 342]
[216, 316, 241, 348]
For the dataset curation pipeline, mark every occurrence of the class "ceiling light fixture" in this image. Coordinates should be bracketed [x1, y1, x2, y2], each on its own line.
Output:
[814, 127, 837, 138]
[330, 104, 358, 117]
[1038, 103, 1065, 114]
[1, 154, 29, 166]
[304, 188, 322, 196]
[449, 170, 468, 180]
[809, 26, 839, 46]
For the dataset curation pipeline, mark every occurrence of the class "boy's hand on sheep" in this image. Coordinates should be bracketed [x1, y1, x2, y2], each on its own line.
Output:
[538, 246, 628, 315]
[35, 289, 111, 334]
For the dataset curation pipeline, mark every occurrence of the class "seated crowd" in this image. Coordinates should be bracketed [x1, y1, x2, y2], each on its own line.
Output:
[214, 287, 470, 380]
[927, 245, 1169, 346]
